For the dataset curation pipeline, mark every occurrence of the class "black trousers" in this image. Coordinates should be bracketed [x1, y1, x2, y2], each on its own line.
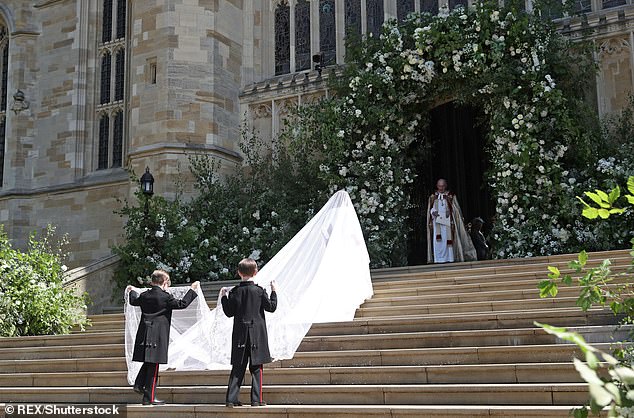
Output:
[135, 362, 159, 401]
[226, 335, 264, 404]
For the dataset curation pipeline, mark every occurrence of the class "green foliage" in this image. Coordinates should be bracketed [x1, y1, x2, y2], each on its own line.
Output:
[538, 323, 634, 417]
[0, 225, 89, 337]
[112, 128, 326, 288]
[114, 0, 631, 277]
[274, 0, 611, 262]
[538, 176, 634, 416]
[539, 176, 634, 321]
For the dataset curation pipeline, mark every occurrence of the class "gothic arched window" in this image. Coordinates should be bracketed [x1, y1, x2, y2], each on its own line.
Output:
[367, 0, 385, 38]
[319, 0, 336, 66]
[295, 0, 311, 71]
[97, 115, 109, 170]
[397, 0, 416, 21]
[97, 0, 127, 171]
[102, 0, 112, 43]
[345, 0, 362, 40]
[100, 53, 111, 105]
[0, 26, 8, 187]
[420, 0, 439, 14]
[274, 1, 291, 75]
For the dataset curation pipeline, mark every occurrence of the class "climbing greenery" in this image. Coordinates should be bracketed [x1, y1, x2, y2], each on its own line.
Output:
[278, 0, 607, 263]
[113, 0, 633, 284]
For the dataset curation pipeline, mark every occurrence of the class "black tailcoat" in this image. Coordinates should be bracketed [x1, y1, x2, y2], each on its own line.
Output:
[129, 286, 197, 364]
[221, 281, 277, 366]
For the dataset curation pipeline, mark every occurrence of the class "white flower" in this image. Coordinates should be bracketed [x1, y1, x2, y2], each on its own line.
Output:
[221, 268, 229, 274]
[155, 230, 165, 238]
[271, 211, 278, 218]
[61, 264, 68, 272]
[337, 130, 345, 138]
[249, 249, 262, 261]
[252, 210, 260, 220]
[339, 167, 348, 177]
[242, 227, 250, 235]
[355, 109, 362, 117]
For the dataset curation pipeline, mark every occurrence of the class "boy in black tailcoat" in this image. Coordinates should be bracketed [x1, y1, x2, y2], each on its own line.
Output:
[221, 258, 277, 407]
[127, 270, 199, 405]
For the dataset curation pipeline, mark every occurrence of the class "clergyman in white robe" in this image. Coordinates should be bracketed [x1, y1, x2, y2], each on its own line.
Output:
[426, 180, 477, 263]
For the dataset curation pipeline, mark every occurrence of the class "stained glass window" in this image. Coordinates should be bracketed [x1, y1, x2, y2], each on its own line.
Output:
[345, 0, 362, 40]
[100, 53, 111, 105]
[116, 0, 126, 40]
[0, 27, 7, 187]
[98, 0, 127, 170]
[102, 0, 113, 43]
[420, 0, 439, 15]
[0, 118, 4, 186]
[295, 0, 311, 71]
[0, 34, 8, 112]
[319, 0, 336, 66]
[112, 112, 123, 168]
[367, 0, 385, 38]
[114, 49, 125, 101]
[98, 116, 110, 170]
[397, 0, 416, 21]
[274, 1, 290, 75]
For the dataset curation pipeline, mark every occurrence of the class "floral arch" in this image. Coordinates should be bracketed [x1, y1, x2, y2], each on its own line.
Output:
[283, 0, 597, 266]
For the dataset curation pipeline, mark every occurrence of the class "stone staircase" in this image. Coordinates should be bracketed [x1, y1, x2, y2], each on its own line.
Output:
[0, 249, 630, 417]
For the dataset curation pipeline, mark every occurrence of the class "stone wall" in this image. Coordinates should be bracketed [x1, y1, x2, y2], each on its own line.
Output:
[64, 254, 121, 315]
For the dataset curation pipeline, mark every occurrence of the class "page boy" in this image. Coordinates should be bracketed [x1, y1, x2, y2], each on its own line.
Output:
[221, 258, 277, 407]
[127, 270, 199, 405]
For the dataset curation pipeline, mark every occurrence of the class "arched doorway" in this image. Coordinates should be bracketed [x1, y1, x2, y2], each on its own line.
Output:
[407, 101, 493, 265]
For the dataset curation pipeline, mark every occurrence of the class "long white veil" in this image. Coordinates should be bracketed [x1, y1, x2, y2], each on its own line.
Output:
[124, 190, 373, 384]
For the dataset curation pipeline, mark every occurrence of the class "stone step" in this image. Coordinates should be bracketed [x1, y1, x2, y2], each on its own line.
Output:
[0, 403, 589, 418]
[364, 284, 618, 307]
[370, 250, 630, 280]
[356, 297, 581, 317]
[0, 343, 619, 373]
[1, 325, 621, 360]
[0, 362, 587, 388]
[14, 307, 622, 349]
[80, 307, 618, 336]
[0, 383, 590, 406]
[371, 278, 571, 298]
[371, 264, 631, 292]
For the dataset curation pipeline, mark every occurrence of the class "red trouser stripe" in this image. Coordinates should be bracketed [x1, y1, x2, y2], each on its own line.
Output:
[260, 366, 263, 402]
[151, 363, 159, 401]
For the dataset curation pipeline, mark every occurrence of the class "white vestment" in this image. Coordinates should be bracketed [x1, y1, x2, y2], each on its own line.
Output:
[426, 191, 477, 264]
[430, 194, 454, 262]
[123, 190, 373, 384]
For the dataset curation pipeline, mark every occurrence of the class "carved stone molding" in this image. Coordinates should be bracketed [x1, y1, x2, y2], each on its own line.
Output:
[599, 37, 631, 57]
[250, 103, 273, 119]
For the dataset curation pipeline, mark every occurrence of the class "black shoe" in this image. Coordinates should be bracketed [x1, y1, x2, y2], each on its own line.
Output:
[133, 385, 144, 394]
[142, 398, 165, 406]
[225, 401, 243, 407]
[251, 401, 267, 406]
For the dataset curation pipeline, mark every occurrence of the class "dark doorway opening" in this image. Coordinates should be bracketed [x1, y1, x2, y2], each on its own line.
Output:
[407, 101, 494, 265]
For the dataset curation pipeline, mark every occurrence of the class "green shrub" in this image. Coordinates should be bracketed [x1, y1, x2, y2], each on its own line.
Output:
[0, 225, 89, 337]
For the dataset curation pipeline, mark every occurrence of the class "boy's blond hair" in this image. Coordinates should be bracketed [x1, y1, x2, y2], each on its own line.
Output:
[237, 258, 258, 278]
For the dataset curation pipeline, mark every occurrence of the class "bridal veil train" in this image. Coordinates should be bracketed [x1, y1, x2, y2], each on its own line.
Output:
[124, 190, 373, 384]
